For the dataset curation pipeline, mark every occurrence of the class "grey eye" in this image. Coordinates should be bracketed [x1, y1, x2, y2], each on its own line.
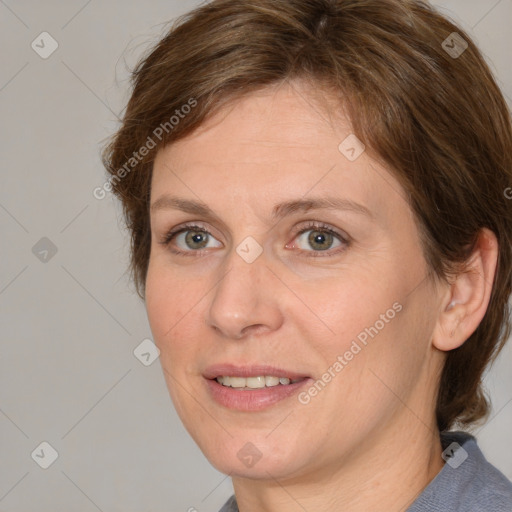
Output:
[295, 229, 342, 251]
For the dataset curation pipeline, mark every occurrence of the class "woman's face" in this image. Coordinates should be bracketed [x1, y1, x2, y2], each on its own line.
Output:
[145, 81, 445, 480]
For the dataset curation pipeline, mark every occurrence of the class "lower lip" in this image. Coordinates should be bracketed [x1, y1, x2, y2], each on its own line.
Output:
[204, 377, 312, 411]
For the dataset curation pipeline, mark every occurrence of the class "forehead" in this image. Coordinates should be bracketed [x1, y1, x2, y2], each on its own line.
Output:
[151, 82, 408, 227]
[161, 82, 351, 165]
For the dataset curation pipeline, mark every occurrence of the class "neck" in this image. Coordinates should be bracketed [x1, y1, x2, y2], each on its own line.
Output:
[231, 418, 444, 512]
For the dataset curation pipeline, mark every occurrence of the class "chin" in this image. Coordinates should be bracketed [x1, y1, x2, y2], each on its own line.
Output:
[195, 430, 309, 480]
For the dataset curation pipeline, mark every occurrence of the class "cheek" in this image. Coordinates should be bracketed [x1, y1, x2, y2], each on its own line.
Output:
[145, 261, 201, 404]
[145, 258, 197, 352]
[145, 270, 172, 342]
[294, 272, 390, 356]
[306, 273, 419, 389]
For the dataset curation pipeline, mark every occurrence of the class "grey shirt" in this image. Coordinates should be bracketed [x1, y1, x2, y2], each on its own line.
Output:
[219, 431, 512, 511]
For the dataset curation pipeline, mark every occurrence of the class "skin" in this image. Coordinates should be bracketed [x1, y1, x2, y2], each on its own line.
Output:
[145, 79, 498, 512]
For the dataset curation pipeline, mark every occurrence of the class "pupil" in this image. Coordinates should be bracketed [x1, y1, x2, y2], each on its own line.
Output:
[186, 230, 208, 249]
[308, 230, 332, 251]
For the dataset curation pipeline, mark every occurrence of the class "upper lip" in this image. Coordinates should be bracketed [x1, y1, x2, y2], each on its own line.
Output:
[203, 364, 310, 380]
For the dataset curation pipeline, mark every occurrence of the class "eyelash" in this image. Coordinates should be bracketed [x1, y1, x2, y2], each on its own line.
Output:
[159, 221, 350, 258]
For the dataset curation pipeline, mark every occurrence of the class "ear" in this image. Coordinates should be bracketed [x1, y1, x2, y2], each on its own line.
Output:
[433, 228, 499, 352]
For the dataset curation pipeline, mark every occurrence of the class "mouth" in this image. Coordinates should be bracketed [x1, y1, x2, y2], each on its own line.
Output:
[203, 364, 312, 411]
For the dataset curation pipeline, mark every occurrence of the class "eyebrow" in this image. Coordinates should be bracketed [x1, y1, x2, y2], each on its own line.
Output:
[150, 195, 374, 222]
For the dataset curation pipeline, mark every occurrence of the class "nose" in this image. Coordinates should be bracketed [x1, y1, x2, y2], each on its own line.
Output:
[206, 247, 284, 340]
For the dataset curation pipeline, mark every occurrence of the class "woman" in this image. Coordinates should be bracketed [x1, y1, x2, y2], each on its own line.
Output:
[102, 0, 512, 510]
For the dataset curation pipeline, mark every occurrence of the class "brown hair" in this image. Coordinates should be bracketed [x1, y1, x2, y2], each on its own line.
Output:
[102, 0, 512, 432]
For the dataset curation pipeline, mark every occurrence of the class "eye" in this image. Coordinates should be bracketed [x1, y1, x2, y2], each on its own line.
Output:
[287, 221, 349, 256]
[160, 221, 349, 257]
[160, 223, 222, 255]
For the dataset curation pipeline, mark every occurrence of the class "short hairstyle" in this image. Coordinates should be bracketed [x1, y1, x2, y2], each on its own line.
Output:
[102, 0, 512, 432]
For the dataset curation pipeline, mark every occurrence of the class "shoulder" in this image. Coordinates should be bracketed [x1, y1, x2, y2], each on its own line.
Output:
[455, 432, 512, 511]
[408, 431, 512, 512]
[218, 494, 238, 512]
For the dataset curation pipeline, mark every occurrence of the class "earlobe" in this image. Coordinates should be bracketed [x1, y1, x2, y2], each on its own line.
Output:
[432, 228, 498, 352]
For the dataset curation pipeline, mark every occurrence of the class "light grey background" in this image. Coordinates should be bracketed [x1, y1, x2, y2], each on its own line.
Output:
[0, 1, 511, 511]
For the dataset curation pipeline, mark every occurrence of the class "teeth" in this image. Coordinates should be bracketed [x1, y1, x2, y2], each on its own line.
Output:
[246, 376, 266, 388]
[215, 375, 302, 388]
[228, 376, 245, 388]
[265, 376, 280, 387]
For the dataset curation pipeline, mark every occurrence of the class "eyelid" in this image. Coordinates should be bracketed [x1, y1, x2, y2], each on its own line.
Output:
[289, 220, 348, 241]
[159, 220, 216, 241]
